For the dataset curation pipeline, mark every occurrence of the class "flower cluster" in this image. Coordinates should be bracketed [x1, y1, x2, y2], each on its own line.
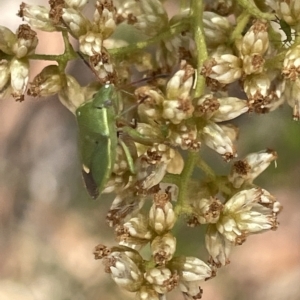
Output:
[0, 0, 291, 299]
[96, 189, 213, 299]
[200, 13, 300, 119]
[0, 24, 37, 101]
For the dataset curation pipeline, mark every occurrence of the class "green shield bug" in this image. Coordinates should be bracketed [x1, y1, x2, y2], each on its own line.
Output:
[76, 84, 120, 199]
[75, 73, 169, 199]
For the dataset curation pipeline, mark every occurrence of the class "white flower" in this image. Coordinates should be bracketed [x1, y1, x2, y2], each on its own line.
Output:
[228, 149, 277, 188]
[10, 58, 29, 101]
[216, 188, 282, 244]
[106, 251, 143, 292]
[201, 121, 236, 161]
[205, 224, 232, 267]
[18, 3, 56, 32]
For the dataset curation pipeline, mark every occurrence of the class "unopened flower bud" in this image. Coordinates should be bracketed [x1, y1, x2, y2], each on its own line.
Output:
[144, 267, 179, 294]
[88, 48, 116, 84]
[238, 20, 269, 57]
[228, 149, 277, 188]
[93, 0, 117, 38]
[210, 97, 248, 122]
[205, 224, 232, 267]
[283, 78, 300, 120]
[166, 61, 194, 100]
[116, 1, 139, 24]
[13, 24, 38, 58]
[62, 8, 89, 37]
[176, 256, 212, 281]
[191, 197, 223, 224]
[151, 232, 176, 265]
[162, 98, 194, 124]
[242, 54, 265, 75]
[0, 26, 16, 55]
[18, 3, 56, 32]
[282, 45, 300, 81]
[136, 86, 164, 122]
[116, 214, 152, 249]
[244, 73, 271, 101]
[169, 123, 200, 151]
[245, 73, 285, 114]
[149, 190, 176, 234]
[10, 58, 29, 101]
[103, 251, 143, 292]
[194, 94, 220, 119]
[201, 121, 236, 161]
[136, 144, 174, 190]
[28, 65, 62, 97]
[202, 54, 242, 84]
[155, 36, 182, 68]
[203, 11, 232, 48]
[277, 0, 300, 25]
[162, 62, 195, 124]
[79, 31, 102, 56]
[134, 0, 168, 36]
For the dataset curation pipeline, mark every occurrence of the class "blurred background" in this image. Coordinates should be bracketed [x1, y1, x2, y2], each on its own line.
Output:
[1, 1, 300, 300]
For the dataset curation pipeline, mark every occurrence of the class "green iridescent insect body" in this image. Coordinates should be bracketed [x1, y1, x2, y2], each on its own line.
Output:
[76, 84, 119, 199]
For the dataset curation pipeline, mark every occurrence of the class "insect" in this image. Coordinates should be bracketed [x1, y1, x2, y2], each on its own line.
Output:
[273, 16, 295, 46]
[75, 66, 169, 199]
[76, 84, 124, 199]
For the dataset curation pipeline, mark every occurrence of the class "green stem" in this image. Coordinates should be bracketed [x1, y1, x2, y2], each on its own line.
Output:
[162, 173, 181, 186]
[196, 157, 232, 195]
[28, 31, 77, 67]
[196, 156, 216, 180]
[174, 0, 207, 216]
[230, 11, 250, 43]
[237, 0, 274, 20]
[27, 54, 66, 61]
[109, 21, 190, 58]
[216, 176, 233, 196]
[175, 151, 198, 215]
[62, 31, 77, 59]
[191, 0, 207, 98]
